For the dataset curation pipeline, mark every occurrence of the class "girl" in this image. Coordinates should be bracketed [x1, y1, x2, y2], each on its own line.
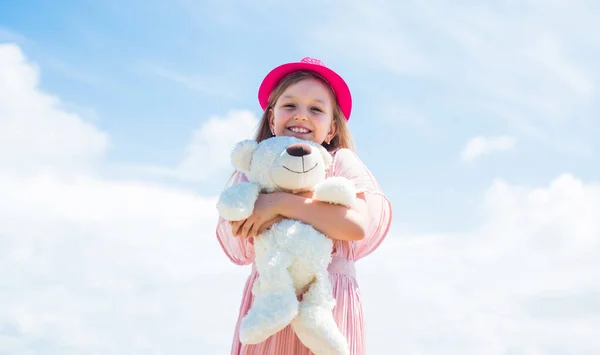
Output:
[216, 57, 392, 354]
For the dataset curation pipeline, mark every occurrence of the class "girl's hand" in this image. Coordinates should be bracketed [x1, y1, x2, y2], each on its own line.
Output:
[295, 190, 314, 199]
[231, 215, 285, 238]
[257, 215, 285, 235]
[230, 192, 285, 238]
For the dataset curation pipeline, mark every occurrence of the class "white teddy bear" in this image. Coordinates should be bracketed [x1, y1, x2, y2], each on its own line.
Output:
[216, 136, 356, 355]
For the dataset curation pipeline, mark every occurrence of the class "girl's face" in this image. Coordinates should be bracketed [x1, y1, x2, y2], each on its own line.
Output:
[269, 77, 336, 145]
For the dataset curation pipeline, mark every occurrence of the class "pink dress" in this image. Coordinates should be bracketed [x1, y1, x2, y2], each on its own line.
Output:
[216, 148, 392, 354]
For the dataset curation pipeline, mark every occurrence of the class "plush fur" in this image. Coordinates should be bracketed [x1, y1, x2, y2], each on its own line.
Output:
[216, 136, 355, 355]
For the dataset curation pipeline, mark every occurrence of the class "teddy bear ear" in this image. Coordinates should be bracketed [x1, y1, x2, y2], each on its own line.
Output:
[318, 145, 333, 168]
[231, 139, 258, 173]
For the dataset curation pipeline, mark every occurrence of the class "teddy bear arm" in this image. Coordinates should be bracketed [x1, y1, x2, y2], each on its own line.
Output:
[216, 181, 261, 221]
[312, 176, 357, 208]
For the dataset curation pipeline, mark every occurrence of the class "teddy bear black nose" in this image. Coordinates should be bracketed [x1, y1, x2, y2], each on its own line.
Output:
[286, 143, 312, 157]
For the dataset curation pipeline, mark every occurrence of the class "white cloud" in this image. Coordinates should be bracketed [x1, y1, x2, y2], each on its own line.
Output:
[381, 103, 436, 136]
[301, 0, 599, 148]
[0, 43, 259, 185]
[0, 171, 250, 354]
[138, 61, 215, 94]
[3, 168, 598, 354]
[0, 27, 28, 43]
[0, 43, 250, 354]
[0, 43, 110, 175]
[359, 173, 600, 354]
[176, 109, 259, 181]
[137, 60, 243, 100]
[2, 37, 598, 355]
[302, 1, 432, 75]
[137, 109, 260, 183]
[461, 135, 516, 162]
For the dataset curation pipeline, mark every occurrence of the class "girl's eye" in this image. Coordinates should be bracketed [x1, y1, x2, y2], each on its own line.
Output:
[312, 107, 323, 112]
[283, 104, 295, 108]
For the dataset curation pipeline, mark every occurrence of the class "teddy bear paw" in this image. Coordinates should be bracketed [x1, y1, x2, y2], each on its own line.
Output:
[216, 182, 261, 221]
[312, 177, 356, 208]
[239, 291, 299, 344]
[291, 304, 350, 355]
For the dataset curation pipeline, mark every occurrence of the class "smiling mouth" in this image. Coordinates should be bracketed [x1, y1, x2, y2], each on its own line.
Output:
[287, 127, 312, 134]
[283, 162, 318, 174]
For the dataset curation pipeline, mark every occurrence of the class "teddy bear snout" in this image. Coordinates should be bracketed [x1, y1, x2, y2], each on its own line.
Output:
[286, 143, 312, 157]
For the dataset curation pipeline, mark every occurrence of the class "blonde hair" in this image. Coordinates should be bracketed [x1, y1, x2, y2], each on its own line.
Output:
[254, 70, 356, 152]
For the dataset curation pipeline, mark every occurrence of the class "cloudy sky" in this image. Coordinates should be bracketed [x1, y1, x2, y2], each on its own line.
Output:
[1, 0, 599, 354]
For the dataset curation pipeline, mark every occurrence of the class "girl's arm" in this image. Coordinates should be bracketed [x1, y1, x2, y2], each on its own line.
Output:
[232, 148, 392, 257]
[276, 191, 368, 241]
[230, 191, 368, 241]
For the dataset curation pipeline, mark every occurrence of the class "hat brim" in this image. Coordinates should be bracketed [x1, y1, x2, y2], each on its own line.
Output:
[258, 62, 352, 120]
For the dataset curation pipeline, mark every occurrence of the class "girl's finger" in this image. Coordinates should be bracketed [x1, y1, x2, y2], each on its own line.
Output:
[249, 222, 261, 238]
[240, 219, 253, 238]
[231, 220, 244, 236]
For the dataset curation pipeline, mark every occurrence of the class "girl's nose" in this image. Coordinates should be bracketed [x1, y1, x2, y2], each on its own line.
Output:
[293, 114, 308, 121]
[293, 108, 310, 120]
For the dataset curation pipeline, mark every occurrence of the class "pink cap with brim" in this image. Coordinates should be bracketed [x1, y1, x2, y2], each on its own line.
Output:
[258, 57, 353, 120]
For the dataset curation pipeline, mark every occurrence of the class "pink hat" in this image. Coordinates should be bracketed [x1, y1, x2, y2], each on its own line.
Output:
[258, 57, 353, 120]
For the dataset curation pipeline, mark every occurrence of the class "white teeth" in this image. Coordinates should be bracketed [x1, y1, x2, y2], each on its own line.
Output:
[290, 127, 310, 133]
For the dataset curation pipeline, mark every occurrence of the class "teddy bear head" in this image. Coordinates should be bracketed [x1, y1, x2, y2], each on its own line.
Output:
[231, 136, 333, 193]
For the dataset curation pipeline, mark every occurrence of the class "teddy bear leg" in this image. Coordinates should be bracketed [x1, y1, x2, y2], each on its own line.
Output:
[291, 273, 350, 355]
[239, 249, 299, 345]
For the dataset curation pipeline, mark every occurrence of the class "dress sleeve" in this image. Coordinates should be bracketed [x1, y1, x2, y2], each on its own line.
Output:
[330, 148, 393, 259]
[215, 171, 255, 265]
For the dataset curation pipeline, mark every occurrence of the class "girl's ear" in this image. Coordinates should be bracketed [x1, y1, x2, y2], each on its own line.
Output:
[268, 109, 275, 135]
[327, 120, 338, 144]
[231, 140, 258, 174]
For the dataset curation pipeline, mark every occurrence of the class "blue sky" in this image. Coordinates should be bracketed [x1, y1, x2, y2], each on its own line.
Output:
[1, 1, 599, 354]
[2, 0, 599, 230]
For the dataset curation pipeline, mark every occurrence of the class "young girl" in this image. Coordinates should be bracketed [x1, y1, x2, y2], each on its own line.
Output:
[216, 57, 392, 354]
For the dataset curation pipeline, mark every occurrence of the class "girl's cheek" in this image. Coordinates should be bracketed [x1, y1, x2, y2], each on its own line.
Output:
[314, 115, 331, 127]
